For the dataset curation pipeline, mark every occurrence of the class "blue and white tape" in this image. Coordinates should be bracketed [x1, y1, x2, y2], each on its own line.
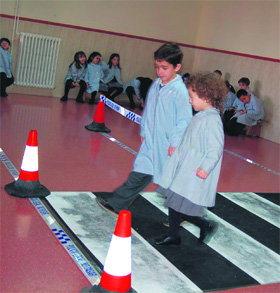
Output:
[100, 95, 142, 125]
[0, 148, 100, 285]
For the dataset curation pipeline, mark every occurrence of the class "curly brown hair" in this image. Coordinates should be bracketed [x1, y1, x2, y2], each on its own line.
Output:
[187, 72, 227, 113]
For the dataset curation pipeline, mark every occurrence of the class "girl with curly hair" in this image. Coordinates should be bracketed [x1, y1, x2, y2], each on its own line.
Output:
[155, 72, 227, 246]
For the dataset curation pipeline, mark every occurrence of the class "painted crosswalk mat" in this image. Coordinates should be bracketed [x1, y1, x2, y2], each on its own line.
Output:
[46, 192, 280, 293]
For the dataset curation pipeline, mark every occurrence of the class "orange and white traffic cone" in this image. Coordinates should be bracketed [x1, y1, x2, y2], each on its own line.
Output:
[85, 100, 111, 133]
[80, 210, 134, 293]
[4, 130, 50, 198]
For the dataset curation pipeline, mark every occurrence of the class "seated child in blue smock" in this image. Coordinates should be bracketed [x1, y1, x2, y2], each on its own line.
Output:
[223, 89, 264, 136]
[84, 52, 104, 105]
[60, 51, 87, 103]
[0, 38, 14, 98]
[223, 80, 237, 113]
[123, 77, 153, 109]
[155, 72, 226, 246]
[99, 53, 123, 101]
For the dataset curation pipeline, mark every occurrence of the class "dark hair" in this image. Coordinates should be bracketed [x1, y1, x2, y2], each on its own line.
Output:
[154, 42, 183, 67]
[236, 89, 249, 99]
[0, 38, 11, 46]
[238, 77, 250, 86]
[225, 80, 236, 94]
[187, 72, 227, 113]
[70, 51, 87, 69]
[136, 77, 153, 102]
[182, 72, 190, 80]
[214, 70, 222, 76]
[108, 53, 121, 69]
[87, 51, 102, 64]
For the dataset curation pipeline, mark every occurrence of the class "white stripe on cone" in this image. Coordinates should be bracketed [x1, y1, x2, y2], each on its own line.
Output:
[103, 235, 131, 276]
[20, 146, 38, 172]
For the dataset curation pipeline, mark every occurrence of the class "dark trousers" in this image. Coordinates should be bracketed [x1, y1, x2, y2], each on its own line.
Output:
[168, 208, 209, 238]
[106, 171, 153, 212]
[0, 72, 14, 96]
[107, 86, 123, 100]
[63, 79, 86, 99]
[125, 86, 136, 108]
[223, 109, 245, 136]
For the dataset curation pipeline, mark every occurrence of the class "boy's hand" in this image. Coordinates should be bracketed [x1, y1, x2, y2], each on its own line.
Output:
[168, 146, 176, 156]
[141, 136, 145, 143]
[196, 169, 208, 179]
[73, 82, 79, 87]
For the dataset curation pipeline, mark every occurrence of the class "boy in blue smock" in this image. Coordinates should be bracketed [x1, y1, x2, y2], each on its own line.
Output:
[223, 89, 264, 136]
[155, 73, 226, 246]
[95, 42, 193, 215]
[0, 38, 14, 98]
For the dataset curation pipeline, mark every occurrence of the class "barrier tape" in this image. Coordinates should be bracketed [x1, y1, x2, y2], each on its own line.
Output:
[99, 97, 280, 177]
[0, 148, 100, 285]
[100, 95, 142, 125]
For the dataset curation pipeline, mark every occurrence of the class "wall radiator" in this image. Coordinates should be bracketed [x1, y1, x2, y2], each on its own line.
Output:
[15, 33, 61, 89]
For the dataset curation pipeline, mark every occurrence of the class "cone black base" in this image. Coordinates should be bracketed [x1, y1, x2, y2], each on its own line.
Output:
[80, 284, 136, 293]
[4, 179, 50, 198]
[85, 122, 111, 133]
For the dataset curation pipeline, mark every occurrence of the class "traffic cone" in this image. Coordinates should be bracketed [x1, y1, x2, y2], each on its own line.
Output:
[85, 100, 111, 133]
[4, 130, 50, 198]
[80, 210, 134, 293]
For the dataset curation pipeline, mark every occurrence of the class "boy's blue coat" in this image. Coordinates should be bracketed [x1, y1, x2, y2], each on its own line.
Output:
[133, 75, 192, 184]
[159, 108, 224, 207]
[84, 63, 104, 93]
[64, 63, 86, 83]
[233, 94, 264, 126]
[0, 47, 13, 77]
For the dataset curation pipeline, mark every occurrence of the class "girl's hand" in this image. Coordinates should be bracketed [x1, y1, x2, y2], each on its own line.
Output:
[141, 136, 145, 143]
[196, 169, 208, 179]
[86, 83, 89, 89]
[168, 146, 176, 156]
[73, 82, 79, 87]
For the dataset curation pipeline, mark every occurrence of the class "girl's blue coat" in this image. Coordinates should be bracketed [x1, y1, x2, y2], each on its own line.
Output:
[159, 108, 224, 207]
[64, 63, 86, 83]
[84, 63, 104, 93]
[223, 91, 237, 113]
[101, 61, 123, 85]
[0, 47, 13, 77]
[133, 75, 193, 184]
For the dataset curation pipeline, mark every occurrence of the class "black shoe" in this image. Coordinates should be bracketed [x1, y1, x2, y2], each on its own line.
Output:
[198, 221, 218, 244]
[155, 235, 181, 246]
[76, 98, 84, 104]
[162, 218, 186, 228]
[95, 196, 118, 217]
[1, 92, 8, 98]
[60, 96, 68, 102]
[94, 192, 114, 199]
